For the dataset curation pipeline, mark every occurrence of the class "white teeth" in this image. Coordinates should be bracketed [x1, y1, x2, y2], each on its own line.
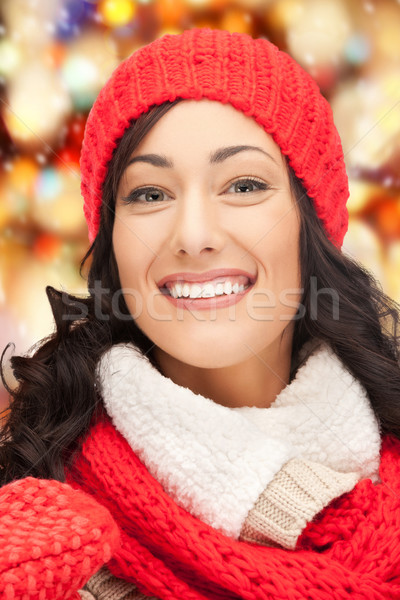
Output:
[167, 278, 249, 299]
[201, 283, 215, 298]
[224, 281, 232, 295]
[189, 284, 202, 299]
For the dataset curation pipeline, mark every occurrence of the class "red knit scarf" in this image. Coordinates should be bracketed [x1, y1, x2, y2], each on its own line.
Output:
[68, 417, 400, 600]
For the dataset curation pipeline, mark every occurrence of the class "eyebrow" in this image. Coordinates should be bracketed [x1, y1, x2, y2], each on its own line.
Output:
[126, 145, 278, 168]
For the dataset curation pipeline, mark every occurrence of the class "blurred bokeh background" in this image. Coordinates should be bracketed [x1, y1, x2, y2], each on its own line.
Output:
[1, 0, 400, 405]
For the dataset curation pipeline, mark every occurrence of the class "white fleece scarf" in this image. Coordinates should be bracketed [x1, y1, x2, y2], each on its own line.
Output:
[97, 339, 381, 539]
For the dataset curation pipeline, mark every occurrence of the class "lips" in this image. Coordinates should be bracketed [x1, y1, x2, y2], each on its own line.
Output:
[157, 268, 256, 289]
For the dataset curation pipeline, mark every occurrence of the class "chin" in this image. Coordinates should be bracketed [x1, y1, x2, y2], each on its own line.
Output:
[161, 344, 253, 370]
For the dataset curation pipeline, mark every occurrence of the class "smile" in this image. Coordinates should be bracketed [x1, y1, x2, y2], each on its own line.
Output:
[164, 276, 250, 299]
[157, 269, 256, 310]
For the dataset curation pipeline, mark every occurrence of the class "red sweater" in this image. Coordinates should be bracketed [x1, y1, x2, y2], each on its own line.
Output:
[1, 418, 400, 599]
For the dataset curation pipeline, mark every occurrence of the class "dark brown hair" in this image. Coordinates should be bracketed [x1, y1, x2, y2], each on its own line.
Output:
[1, 100, 400, 486]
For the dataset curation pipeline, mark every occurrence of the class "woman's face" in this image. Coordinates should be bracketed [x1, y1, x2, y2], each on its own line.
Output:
[113, 99, 301, 368]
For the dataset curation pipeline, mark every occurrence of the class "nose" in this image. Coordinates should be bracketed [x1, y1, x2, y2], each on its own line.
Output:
[168, 191, 225, 257]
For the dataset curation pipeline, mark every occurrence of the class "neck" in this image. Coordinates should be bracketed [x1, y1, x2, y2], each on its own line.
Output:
[153, 334, 294, 409]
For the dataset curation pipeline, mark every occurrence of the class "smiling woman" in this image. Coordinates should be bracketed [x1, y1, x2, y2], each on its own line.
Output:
[1, 28, 400, 600]
[112, 100, 301, 407]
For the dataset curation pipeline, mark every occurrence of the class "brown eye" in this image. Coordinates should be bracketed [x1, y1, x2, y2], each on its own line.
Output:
[227, 177, 271, 194]
[121, 187, 168, 204]
[234, 181, 257, 193]
[143, 190, 164, 202]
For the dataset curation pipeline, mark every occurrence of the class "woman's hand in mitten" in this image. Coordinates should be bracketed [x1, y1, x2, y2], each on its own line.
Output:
[0, 476, 120, 600]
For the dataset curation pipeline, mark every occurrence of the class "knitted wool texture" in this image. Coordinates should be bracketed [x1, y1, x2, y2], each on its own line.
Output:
[67, 420, 399, 600]
[80, 28, 349, 247]
[2, 421, 400, 598]
[0, 476, 120, 599]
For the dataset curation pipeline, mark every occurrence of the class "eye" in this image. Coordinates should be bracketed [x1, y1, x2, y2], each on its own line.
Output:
[121, 186, 170, 204]
[225, 177, 271, 194]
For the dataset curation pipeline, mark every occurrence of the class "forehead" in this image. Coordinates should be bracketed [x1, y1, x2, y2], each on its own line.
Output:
[130, 99, 284, 164]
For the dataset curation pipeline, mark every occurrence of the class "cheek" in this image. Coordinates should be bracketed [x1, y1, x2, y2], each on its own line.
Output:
[254, 212, 301, 293]
[113, 219, 158, 283]
[112, 229, 150, 318]
[113, 218, 170, 324]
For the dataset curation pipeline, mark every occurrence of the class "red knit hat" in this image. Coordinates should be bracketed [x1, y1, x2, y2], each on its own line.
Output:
[80, 28, 349, 247]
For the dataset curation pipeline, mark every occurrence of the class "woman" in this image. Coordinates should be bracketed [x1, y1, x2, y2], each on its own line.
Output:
[1, 28, 400, 600]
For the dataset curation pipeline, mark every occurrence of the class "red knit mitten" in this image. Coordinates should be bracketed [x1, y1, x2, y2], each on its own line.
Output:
[0, 476, 120, 600]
